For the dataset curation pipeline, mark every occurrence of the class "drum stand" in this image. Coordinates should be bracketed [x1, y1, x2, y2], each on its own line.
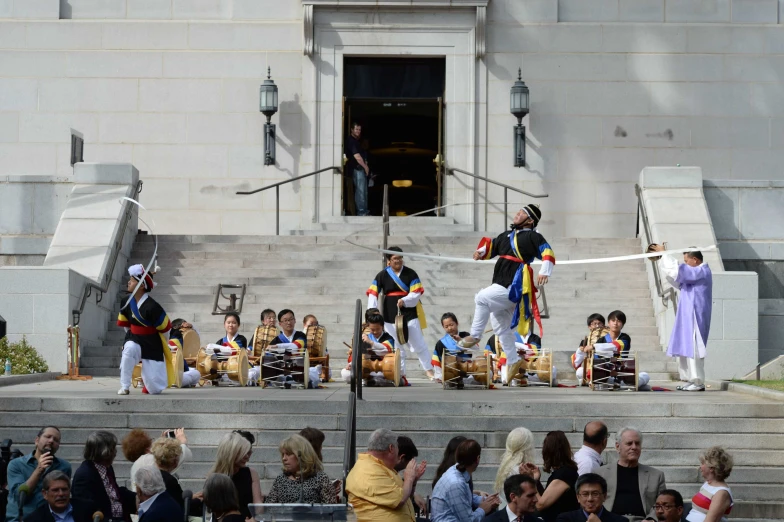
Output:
[589, 353, 638, 391]
[260, 348, 310, 389]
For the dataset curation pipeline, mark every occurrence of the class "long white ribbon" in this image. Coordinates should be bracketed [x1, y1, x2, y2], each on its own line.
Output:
[343, 239, 717, 265]
[120, 196, 157, 309]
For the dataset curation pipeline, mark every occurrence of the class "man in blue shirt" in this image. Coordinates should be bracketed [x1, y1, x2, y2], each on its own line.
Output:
[5, 426, 72, 522]
[431, 439, 499, 522]
[26, 471, 94, 522]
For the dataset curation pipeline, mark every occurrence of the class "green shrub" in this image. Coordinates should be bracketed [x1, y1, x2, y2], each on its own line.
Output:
[0, 336, 49, 375]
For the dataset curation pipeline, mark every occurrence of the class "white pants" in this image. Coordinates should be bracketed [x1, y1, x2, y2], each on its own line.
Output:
[384, 319, 433, 375]
[576, 366, 650, 389]
[181, 369, 201, 388]
[119, 341, 168, 394]
[248, 365, 260, 385]
[470, 284, 521, 371]
[678, 356, 705, 385]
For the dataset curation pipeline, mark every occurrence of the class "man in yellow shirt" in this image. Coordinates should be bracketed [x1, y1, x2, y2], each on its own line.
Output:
[346, 429, 426, 521]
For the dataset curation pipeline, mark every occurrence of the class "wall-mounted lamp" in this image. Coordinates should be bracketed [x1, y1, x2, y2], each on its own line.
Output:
[259, 67, 279, 166]
[510, 68, 529, 168]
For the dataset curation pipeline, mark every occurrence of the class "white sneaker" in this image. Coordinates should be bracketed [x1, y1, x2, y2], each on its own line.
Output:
[683, 383, 705, 392]
[117, 388, 129, 395]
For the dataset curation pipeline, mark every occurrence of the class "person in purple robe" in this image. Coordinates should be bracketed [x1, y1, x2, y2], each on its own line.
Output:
[649, 245, 712, 391]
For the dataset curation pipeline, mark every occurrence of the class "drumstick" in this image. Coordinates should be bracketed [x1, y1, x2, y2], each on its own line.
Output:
[343, 342, 352, 349]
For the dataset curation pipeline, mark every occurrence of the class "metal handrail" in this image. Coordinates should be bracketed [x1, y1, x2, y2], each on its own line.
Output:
[635, 183, 677, 309]
[381, 184, 390, 271]
[350, 299, 363, 401]
[236, 166, 343, 235]
[448, 167, 548, 222]
[72, 180, 143, 326]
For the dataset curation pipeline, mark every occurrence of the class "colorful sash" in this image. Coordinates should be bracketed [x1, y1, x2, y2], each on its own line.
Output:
[507, 232, 543, 337]
[277, 332, 305, 351]
[220, 335, 245, 351]
[385, 267, 428, 330]
[129, 298, 175, 387]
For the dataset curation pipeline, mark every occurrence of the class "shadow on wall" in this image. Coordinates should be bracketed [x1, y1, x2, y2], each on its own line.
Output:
[59, 0, 72, 18]
[277, 94, 309, 184]
[724, 260, 784, 299]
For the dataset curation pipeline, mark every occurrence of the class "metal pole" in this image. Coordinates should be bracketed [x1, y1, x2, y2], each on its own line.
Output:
[504, 187, 508, 223]
[382, 184, 389, 271]
[275, 185, 280, 235]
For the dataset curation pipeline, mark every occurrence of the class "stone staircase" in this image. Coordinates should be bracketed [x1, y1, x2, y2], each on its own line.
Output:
[0, 388, 782, 522]
[81, 216, 676, 381]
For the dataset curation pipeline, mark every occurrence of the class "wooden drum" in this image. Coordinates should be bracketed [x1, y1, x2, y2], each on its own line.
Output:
[361, 350, 401, 387]
[252, 325, 278, 358]
[507, 349, 553, 387]
[442, 353, 492, 390]
[260, 348, 310, 388]
[196, 346, 249, 386]
[589, 353, 637, 391]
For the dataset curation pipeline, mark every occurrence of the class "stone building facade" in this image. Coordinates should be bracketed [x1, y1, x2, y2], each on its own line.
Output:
[2, 0, 784, 237]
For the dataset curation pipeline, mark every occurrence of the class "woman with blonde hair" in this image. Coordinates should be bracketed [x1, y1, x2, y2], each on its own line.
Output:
[151, 438, 185, 510]
[209, 431, 262, 519]
[494, 427, 536, 495]
[264, 434, 333, 504]
[687, 446, 734, 522]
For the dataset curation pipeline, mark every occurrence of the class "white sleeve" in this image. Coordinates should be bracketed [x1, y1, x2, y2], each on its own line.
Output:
[370, 342, 391, 356]
[593, 343, 616, 356]
[400, 290, 422, 307]
[367, 293, 379, 309]
[538, 260, 554, 277]
[179, 444, 192, 466]
[272, 342, 300, 352]
[573, 348, 586, 368]
[658, 254, 680, 288]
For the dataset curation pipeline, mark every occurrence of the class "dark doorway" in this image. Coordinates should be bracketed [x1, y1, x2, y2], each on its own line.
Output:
[343, 57, 445, 216]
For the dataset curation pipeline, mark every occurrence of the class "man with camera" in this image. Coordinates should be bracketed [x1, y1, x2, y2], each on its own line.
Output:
[5, 427, 72, 522]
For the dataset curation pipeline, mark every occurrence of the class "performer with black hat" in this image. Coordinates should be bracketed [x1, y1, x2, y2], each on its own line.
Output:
[366, 246, 434, 383]
[117, 264, 175, 395]
[458, 204, 556, 385]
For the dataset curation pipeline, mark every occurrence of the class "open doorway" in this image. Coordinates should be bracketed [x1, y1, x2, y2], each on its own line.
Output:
[343, 57, 445, 216]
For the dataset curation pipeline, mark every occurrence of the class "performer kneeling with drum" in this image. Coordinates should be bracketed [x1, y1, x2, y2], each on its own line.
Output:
[169, 319, 203, 388]
[573, 310, 649, 390]
[261, 309, 319, 389]
[431, 313, 470, 384]
[344, 311, 402, 387]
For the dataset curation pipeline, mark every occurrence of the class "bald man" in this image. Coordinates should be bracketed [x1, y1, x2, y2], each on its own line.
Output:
[574, 421, 608, 476]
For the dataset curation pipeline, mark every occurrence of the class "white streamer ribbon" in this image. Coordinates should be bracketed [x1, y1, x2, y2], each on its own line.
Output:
[120, 196, 157, 308]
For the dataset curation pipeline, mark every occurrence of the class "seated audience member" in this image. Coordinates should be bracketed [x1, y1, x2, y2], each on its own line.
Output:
[72, 431, 136, 522]
[265, 434, 334, 504]
[345, 429, 425, 521]
[134, 466, 182, 522]
[556, 473, 629, 522]
[150, 438, 185, 510]
[431, 439, 499, 522]
[26, 471, 94, 522]
[483, 474, 543, 522]
[494, 427, 536, 498]
[169, 318, 202, 388]
[574, 311, 649, 389]
[596, 427, 666, 522]
[5, 426, 71, 522]
[687, 447, 733, 522]
[202, 473, 246, 522]
[432, 436, 467, 490]
[128, 428, 192, 490]
[209, 432, 262, 519]
[299, 427, 326, 462]
[394, 436, 428, 515]
[574, 421, 609, 476]
[432, 313, 471, 383]
[654, 490, 685, 522]
[524, 430, 579, 522]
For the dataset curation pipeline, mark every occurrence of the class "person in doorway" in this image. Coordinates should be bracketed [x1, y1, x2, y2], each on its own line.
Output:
[458, 205, 555, 386]
[648, 245, 713, 392]
[346, 121, 371, 216]
[367, 246, 435, 382]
